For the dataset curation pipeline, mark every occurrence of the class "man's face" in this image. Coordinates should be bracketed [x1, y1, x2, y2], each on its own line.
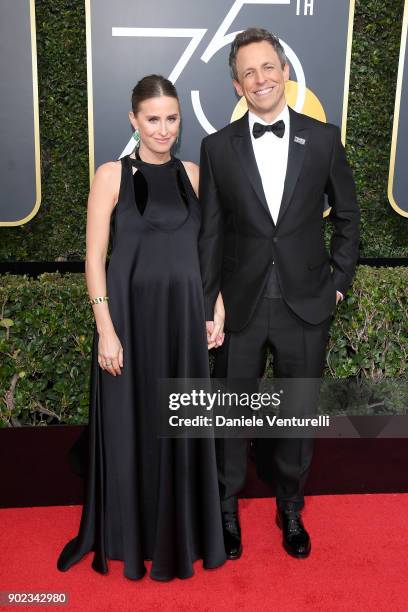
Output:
[233, 40, 289, 121]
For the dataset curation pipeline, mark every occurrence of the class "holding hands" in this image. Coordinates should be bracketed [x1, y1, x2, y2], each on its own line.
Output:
[206, 292, 225, 350]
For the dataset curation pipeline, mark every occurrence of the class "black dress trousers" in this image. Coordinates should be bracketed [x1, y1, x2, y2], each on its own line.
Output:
[213, 296, 332, 512]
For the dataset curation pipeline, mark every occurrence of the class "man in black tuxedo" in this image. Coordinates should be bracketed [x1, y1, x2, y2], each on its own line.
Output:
[198, 28, 359, 559]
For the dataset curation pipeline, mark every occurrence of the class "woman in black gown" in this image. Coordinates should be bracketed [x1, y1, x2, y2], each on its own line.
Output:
[57, 75, 226, 581]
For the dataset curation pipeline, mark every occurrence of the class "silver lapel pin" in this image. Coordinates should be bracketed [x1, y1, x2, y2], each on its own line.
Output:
[294, 136, 306, 145]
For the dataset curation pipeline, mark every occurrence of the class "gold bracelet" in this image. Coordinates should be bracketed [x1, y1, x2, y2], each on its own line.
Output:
[89, 295, 109, 305]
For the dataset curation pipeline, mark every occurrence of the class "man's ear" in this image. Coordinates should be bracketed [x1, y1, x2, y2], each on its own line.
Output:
[232, 79, 243, 98]
[283, 62, 290, 83]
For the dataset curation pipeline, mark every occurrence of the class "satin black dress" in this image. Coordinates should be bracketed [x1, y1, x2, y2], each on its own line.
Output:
[57, 152, 226, 581]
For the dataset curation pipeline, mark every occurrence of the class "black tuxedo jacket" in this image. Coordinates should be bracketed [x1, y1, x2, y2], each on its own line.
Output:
[198, 107, 360, 332]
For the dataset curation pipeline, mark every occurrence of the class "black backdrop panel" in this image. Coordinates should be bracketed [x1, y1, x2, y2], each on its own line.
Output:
[0, 0, 40, 225]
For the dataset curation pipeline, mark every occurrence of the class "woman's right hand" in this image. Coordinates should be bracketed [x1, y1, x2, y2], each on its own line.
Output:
[97, 330, 123, 376]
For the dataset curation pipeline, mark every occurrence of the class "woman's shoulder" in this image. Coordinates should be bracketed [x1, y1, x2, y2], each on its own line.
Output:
[95, 160, 122, 178]
[90, 160, 122, 199]
[181, 161, 199, 195]
[181, 160, 199, 173]
[92, 160, 122, 188]
[181, 160, 199, 181]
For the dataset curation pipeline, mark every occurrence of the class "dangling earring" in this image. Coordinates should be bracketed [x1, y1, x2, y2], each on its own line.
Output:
[133, 128, 140, 148]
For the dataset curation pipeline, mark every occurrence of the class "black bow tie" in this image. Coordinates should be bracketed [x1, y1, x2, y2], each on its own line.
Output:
[252, 119, 285, 139]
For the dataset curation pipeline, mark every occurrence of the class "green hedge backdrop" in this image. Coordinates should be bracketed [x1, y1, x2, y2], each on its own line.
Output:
[1, 268, 407, 426]
[1, 1, 407, 426]
[0, 0, 407, 260]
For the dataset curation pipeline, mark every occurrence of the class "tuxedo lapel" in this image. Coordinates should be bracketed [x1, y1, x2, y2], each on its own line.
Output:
[276, 107, 309, 226]
[230, 113, 273, 221]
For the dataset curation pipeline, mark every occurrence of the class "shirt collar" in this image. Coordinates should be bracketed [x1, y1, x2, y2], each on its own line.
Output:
[248, 104, 289, 131]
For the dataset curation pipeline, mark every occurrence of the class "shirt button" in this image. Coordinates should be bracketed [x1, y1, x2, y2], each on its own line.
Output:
[273, 237, 278, 243]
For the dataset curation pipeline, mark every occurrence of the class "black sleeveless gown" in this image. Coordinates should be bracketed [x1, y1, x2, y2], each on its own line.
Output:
[57, 153, 226, 581]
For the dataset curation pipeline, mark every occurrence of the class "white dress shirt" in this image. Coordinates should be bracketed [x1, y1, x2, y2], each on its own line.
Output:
[248, 105, 290, 225]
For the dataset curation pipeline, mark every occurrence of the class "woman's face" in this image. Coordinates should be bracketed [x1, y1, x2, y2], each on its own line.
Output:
[129, 95, 180, 155]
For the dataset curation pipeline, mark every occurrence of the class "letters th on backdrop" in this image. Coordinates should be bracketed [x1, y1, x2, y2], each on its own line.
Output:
[0, 0, 41, 226]
[86, 0, 355, 177]
[388, 0, 408, 218]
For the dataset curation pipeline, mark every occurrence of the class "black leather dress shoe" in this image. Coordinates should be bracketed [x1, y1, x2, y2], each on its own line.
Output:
[222, 511, 243, 560]
[276, 504, 311, 558]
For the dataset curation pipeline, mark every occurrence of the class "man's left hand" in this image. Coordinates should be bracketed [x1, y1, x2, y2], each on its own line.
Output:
[336, 290, 344, 305]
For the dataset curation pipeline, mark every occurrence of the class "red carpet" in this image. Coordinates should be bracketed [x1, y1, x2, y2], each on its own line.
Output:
[1, 494, 407, 611]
